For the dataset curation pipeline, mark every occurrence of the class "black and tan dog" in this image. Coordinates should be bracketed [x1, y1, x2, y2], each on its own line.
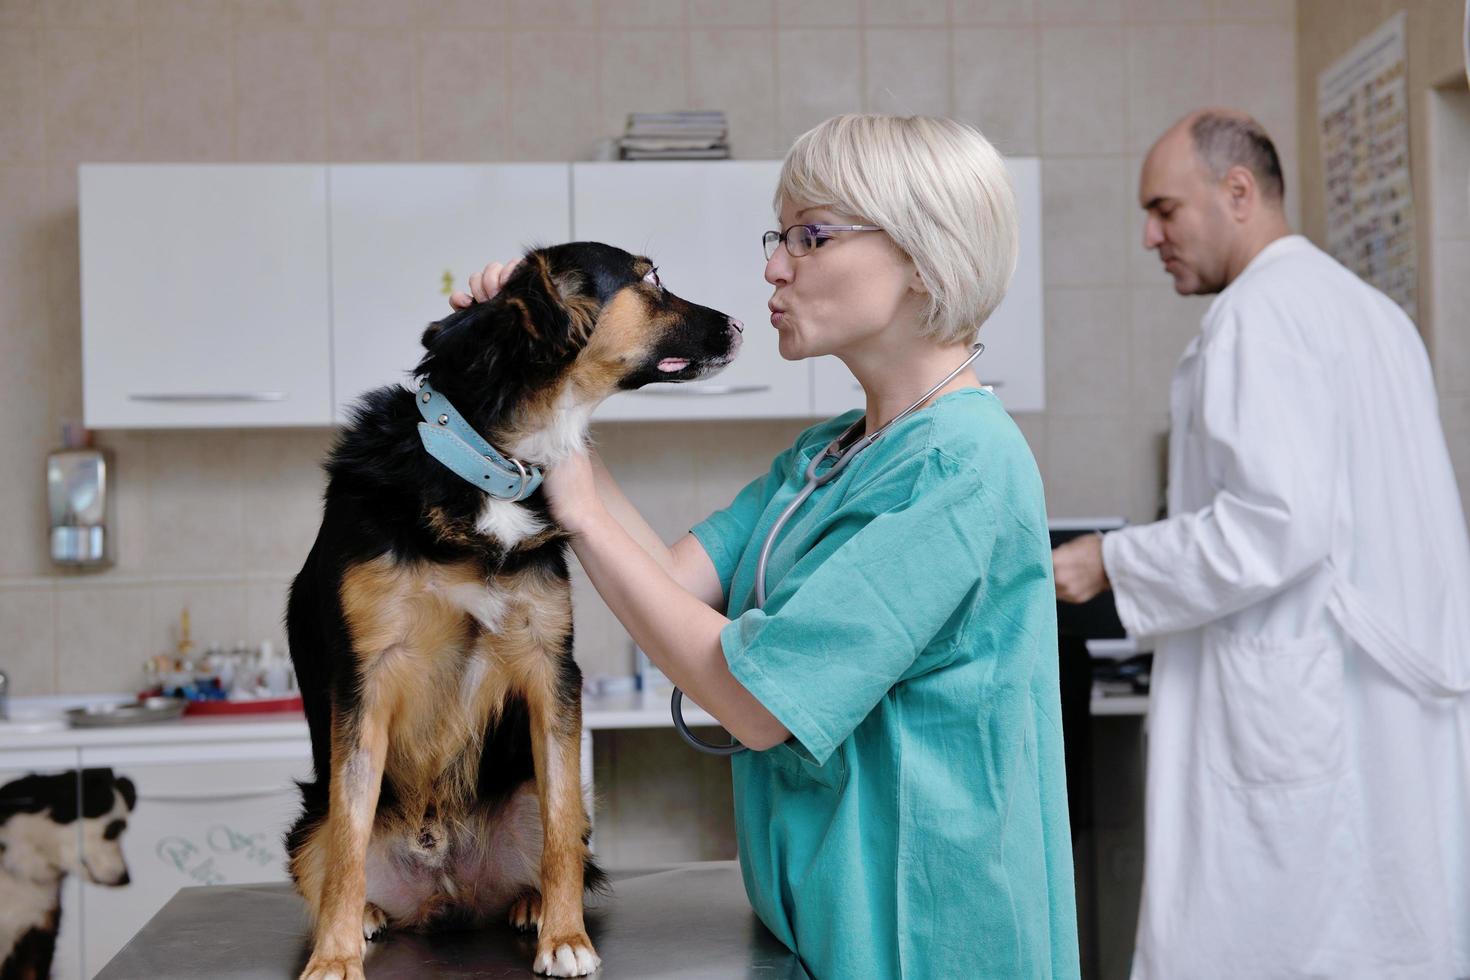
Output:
[285, 242, 742, 979]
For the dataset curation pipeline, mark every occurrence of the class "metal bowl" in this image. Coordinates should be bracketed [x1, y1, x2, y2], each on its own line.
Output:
[66, 696, 187, 728]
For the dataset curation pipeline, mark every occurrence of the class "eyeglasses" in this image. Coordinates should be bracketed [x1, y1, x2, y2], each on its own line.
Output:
[763, 223, 884, 261]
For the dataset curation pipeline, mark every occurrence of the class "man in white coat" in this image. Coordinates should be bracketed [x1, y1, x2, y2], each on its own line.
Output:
[1054, 108, 1470, 979]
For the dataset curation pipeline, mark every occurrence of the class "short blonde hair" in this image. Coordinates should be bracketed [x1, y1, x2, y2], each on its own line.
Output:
[775, 114, 1018, 345]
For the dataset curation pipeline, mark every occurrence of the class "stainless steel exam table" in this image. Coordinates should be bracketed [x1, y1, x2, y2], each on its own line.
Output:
[95, 861, 810, 979]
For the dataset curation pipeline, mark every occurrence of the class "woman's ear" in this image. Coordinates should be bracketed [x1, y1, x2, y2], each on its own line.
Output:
[909, 264, 930, 296]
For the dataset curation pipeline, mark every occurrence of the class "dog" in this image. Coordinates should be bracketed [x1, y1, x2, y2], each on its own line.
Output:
[0, 769, 136, 980]
[285, 241, 742, 979]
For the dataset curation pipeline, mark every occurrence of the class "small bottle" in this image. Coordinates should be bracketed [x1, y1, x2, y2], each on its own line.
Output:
[175, 608, 195, 660]
[216, 652, 236, 697]
[261, 640, 289, 696]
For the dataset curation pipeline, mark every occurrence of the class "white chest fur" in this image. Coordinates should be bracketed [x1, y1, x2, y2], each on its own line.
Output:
[440, 580, 510, 635]
[473, 500, 546, 550]
[473, 384, 594, 550]
[0, 815, 62, 957]
[508, 386, 595, 465]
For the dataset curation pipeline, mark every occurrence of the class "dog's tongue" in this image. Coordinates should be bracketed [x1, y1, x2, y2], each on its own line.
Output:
[657, 358, 690, 373]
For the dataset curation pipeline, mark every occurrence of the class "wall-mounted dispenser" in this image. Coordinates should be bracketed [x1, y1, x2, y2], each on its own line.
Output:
[47, 446, 115, 567]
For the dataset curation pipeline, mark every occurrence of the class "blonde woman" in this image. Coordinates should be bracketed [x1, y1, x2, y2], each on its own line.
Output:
[456, 114, 1079, 979]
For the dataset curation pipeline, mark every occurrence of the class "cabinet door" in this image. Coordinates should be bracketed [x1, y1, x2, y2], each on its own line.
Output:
[79, 165, 333, 428]
[812, 157, 1046, 416]
[0, 751, 85, 980]
[76, 742, 312, 978]
[572, 162, 809, 420]
[329, 164, 572, 423]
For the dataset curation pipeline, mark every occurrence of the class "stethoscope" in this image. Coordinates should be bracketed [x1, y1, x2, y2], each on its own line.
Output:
[671, 342, 987, 755]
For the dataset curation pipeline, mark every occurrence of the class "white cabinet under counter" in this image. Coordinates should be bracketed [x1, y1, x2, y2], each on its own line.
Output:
[0, 715, 312, 979]
[75, 742, 313, 977]
[79, 165, 334, 428]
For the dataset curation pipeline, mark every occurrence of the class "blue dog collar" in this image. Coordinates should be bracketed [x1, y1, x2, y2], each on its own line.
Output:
[415, 381, 544, 502]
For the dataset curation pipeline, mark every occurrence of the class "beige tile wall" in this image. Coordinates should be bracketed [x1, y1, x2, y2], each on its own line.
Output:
[0, 0, 1299, 863]
[1294, 0, 1469, 510]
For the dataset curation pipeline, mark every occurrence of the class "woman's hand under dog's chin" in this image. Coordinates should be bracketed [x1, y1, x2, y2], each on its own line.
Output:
[542, 449, 604, 535]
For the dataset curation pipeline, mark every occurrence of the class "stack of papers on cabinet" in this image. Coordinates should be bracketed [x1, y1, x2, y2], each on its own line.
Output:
[619, 111, 730, 160]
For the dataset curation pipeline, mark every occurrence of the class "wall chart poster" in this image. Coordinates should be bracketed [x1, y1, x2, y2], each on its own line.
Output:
[1317, 11, 1417, 320]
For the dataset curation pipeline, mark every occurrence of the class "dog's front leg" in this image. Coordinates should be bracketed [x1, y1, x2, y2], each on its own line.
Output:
[300, 699, 391, 980]
[527, 679, 600, 976]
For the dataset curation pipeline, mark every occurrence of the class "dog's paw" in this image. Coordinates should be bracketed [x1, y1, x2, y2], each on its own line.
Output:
[533, 934, 600, 976]
[299, 954, 366, 980]
[508, 891, 542, 933]
[362, 903, 389, 941]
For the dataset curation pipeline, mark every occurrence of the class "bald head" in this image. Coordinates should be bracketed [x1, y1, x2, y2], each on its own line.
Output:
[1185, 109, 1285, 204]
[1139, 108, 1292, 295]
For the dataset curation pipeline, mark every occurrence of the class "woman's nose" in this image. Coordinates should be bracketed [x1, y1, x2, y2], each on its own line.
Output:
[764, 249, 791, 286]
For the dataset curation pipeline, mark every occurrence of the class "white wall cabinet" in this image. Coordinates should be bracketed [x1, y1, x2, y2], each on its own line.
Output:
[811, 157, 1046, 415]
[572, 161, 810, 421]
[79, 165, 334, 428]
[329, 164, 572, 423]
[79, 160, 1044, 428]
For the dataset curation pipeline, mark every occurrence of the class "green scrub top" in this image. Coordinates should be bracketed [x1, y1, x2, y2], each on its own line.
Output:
[691, 388, 1080, 980]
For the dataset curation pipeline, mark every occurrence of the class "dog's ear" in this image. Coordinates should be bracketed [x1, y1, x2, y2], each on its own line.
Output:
[416, 250, 586, 360]
[116, 776, 137, 812]
[0, 774, 56, 821]
[75, 768, 123, 819]
[47, 773, 82, 824]
[497, 250, 597, 360]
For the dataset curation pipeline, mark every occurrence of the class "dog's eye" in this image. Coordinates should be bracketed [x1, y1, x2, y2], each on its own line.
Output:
[643, 268, 662, 291]
[103, 819, 125, 840]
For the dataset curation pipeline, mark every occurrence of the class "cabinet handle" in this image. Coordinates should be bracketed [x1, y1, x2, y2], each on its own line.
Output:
[630, 384, 771, 397]
[139, 787, 290, 802]
[128, 392, 287, 403]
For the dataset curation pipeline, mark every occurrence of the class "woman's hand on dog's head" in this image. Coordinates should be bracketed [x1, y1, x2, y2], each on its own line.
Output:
[448, 259, 522, 309]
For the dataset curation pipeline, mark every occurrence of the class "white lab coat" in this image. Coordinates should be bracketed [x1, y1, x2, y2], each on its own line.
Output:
[1102, 235, 1470, 979]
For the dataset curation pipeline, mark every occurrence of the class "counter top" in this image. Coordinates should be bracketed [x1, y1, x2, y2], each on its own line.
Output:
[1, 690, 720, 754]
[0, 710, 309, 752]
[95, 862, 808, 979]
[4, 683, 1142, 755]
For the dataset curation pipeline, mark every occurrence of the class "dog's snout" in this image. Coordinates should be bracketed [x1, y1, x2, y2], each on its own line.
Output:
[728, 317, 743, 334]
[115, 871, 130, 886]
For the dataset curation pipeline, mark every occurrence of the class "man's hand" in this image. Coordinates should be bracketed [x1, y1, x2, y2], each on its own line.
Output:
[1053, 533, 1110, 604]
[448, 259, 522, 310]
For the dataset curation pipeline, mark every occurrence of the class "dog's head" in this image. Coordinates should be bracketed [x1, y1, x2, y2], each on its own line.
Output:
[0, 768, 136, 887]
[414, 242, 742, 438]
